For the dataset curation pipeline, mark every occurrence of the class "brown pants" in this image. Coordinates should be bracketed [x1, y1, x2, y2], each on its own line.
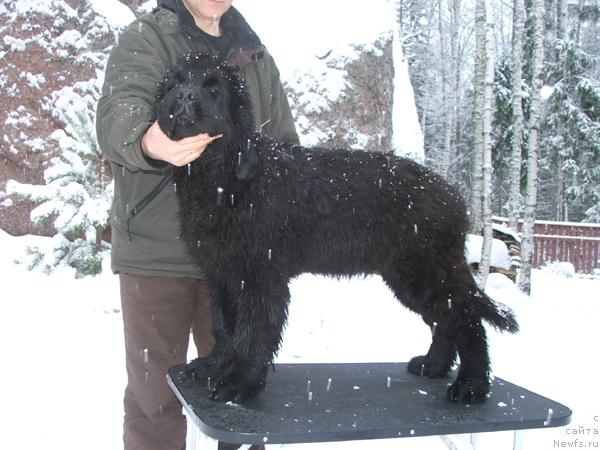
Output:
[120, 273, 264, 450]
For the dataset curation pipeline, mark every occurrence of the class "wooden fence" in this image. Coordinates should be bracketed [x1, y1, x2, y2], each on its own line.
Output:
[493, 218, 600, 274]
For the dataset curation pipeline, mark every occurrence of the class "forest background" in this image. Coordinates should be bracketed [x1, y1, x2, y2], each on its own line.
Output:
[402, 0, 599, 225]
[0, 0, 598, 285]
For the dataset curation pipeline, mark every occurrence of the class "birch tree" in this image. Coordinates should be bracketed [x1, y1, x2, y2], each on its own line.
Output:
[518, 0, 545, 294]
[470, 0, 486, 234]
[477, 0, 496, 287]
[507, 0, 525, 230]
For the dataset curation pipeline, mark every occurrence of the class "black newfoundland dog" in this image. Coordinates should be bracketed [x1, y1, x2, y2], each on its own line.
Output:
[156, 53, 518, 404]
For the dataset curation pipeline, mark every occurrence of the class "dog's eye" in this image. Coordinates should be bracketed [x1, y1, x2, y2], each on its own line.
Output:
[162, 71, 187, 94]
[203, 76, 221, 97]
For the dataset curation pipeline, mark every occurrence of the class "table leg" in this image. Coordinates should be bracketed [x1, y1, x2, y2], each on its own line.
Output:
[440, 434, 477, 450]
[513, 430, 525, 450]
[470, 433, 479, 450]
[185, 414, 218, 450]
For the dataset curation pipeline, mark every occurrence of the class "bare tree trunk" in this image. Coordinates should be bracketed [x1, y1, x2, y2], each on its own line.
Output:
[477, 0, 496, 287]
[397, 0, 405, 38]
[575, 0, 584, 43]
[96, 226, 104, 253]
[440, 0, 450, 178]
[557, 0, 567, 41]
[449, 0, 460, 175]
[518, 0, 545, 295]
[470, 0, 486, 234]
[440, 0, 461, 179]
[508, 0, 525, 230]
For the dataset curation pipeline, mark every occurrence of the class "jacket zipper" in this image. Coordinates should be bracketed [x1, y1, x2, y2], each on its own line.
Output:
[126, 175, 174, 241]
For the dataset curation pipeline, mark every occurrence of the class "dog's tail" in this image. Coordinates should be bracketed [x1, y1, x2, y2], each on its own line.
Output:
[470, 286, 519, 333]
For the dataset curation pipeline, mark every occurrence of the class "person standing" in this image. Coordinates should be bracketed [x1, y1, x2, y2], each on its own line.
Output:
[96, 1, 298, 449]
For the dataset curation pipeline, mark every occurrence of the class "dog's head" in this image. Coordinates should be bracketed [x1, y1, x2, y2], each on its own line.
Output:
[156, 53, 241, 140]
[155, 53, 257, 180]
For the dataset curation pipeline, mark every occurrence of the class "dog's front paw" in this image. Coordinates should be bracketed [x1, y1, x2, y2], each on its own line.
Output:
[407, 355, 450, 378]
[185, 354, 229, 380]
[447, 374, 490, 404]
[208, 373, 265, 403]
[186, 345, 237, 379]
[407, 355, 430, 376]
[184, 356, 213, 379]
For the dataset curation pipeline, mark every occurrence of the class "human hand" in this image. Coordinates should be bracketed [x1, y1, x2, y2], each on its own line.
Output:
[141, 121, 223, 167]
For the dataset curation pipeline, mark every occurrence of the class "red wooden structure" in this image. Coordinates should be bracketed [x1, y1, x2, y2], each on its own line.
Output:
[493, 217, 600, 274]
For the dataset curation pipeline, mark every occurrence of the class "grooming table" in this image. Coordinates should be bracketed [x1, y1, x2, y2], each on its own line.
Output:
[167, 362, 571, 449]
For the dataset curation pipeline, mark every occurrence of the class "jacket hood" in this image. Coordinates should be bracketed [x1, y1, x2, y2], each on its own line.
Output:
[156, 0, 261, 50]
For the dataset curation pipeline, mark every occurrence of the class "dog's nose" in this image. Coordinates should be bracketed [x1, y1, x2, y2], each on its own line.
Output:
[176, 88, 195, 103]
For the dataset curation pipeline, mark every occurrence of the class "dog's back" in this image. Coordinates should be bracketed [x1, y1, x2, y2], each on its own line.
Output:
[220, 135, 468, 280]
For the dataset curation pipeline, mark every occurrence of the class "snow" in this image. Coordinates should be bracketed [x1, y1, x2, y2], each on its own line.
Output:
[89, 0, 136, 29]
[541, 85, 555, 101]
[466, 234, 512, 269]
[5, 106, 35, 128]
[3, 35, 27, 52]
[235, 0, 423, 157]
[22, 71, 46, 89]
[236, 0, 396, 83]
[1, 228, 599, 450]
[391, 27, 424, 161]
[54, 29, 87, 55]
[491, 221, 522, 242]
[541, 261, 576, 278]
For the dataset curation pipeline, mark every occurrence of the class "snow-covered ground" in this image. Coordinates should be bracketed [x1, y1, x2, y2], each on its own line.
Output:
[1, 228, 598, 450]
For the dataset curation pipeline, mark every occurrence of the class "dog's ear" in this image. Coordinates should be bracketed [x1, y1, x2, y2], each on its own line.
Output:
[235, 140, 258, 181]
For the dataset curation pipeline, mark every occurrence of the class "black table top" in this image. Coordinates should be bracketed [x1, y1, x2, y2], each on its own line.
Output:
[167, 362, 572, 445]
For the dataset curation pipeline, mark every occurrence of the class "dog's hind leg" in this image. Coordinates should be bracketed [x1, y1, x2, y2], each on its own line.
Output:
[445, 314, 490, 403]
[382, 272, 456, 377]
[444, 264, 499, 403]
[424, 276, 493, 403]
[383, 264, 491, 403]
[407, 322, 457, 378]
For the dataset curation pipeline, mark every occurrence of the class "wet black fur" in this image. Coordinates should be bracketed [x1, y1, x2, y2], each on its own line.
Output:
[156, 53, 519, 404]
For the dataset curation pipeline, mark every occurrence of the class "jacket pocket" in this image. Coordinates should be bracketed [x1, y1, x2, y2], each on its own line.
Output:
[126, 175, 173, 241]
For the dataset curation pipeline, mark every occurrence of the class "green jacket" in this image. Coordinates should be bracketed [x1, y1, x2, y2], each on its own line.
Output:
[96, 5, 298, 278]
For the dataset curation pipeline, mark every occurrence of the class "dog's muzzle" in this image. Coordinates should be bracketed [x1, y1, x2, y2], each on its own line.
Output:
[173, 87, 197, 119]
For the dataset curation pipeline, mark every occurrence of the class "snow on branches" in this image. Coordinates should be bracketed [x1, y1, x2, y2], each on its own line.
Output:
[6, 80, 113, 277]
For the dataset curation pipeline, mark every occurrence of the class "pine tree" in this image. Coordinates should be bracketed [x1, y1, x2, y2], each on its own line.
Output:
[540, 12, 600, 222]
[6, 81, 113, 277]
[585, 184, 600, 222]
[490, 55, 523, 217]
